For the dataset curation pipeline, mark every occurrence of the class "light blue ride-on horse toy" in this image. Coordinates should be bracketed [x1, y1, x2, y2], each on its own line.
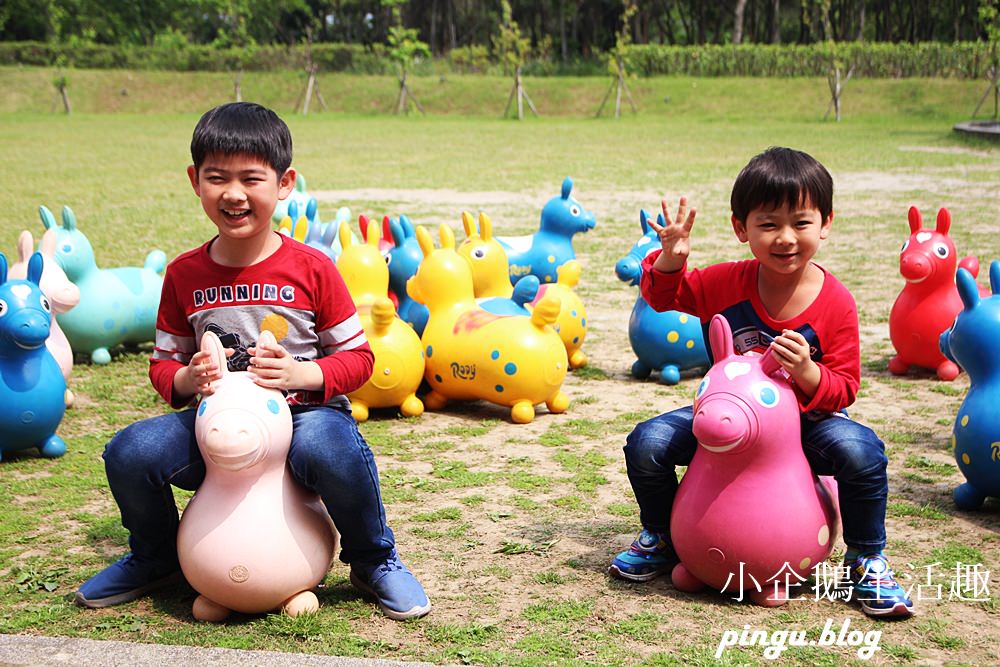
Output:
[0, 252, 67, 460]
[497, 177, 596, 285]
[615, 210, 708, 384]
[939, 260, 1000, 510]
[40, 205, 166, 364]
[271, 172, 314, 224]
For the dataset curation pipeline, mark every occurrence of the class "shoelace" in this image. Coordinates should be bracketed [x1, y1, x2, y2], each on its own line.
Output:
[377, 559, 406, 575]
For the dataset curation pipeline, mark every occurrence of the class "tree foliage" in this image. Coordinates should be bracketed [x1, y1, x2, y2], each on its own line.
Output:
[2, 0, 998, 60]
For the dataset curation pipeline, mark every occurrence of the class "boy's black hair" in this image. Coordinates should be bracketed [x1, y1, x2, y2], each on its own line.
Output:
[190, 102, 292, 176]
[730, 147, 833, 222]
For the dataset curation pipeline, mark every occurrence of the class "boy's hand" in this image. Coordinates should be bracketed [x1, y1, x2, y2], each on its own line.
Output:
[649, 197, 696, 273]
[248, 336, 323, 392]
[770, 329, 821, 398]
[175, 349, 229, 398]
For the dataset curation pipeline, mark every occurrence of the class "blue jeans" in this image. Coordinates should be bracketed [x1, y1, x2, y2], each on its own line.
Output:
[102, 405, 395, 567]
[624, 406, 888, 553]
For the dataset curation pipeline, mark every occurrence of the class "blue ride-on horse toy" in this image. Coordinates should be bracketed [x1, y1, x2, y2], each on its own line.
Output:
[0, 252, 67, 460]
[940, 260, 1000, 510]
[615, 210, 708, 384]
[40, 205, 166, 364]
[496, 177, 596, 285]
[387, 214, 431, 336]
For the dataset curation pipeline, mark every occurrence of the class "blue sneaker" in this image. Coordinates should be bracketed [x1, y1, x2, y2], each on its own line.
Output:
[350, 551, 431, 620]
[608, 529, 677, 582]
[75, 554, 183, 608]
[846, 553, 914, 618]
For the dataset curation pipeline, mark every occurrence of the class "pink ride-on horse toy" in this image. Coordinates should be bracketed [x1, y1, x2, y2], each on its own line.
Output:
[889, 206, 982, 381]
[176, 330, 337, 621]
[670, 315, 840, 606]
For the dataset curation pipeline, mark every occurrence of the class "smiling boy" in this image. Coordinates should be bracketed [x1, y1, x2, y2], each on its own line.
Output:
[75, 102, 430, 620]
[609, 147, 913, 619]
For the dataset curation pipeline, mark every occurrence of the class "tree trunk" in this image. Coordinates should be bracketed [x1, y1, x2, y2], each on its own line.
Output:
[770, 0, 780, 43]
[733, 0, 748, 44]
[559, 0, 567, 62]
[858, 2, 865, 41]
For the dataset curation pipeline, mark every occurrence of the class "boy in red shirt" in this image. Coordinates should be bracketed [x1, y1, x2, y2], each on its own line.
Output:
[609, 147, 912, 618]
[75, 103, 430, 620]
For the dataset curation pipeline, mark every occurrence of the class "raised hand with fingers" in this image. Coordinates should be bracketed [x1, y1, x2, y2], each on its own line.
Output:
[649, 196, 697, 274]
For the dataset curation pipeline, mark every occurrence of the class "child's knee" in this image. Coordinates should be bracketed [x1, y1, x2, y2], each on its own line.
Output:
[103, 421, 166, 476]
[837, 436, 888, 478]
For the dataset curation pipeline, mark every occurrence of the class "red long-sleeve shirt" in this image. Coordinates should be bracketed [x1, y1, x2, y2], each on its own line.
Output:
[641, 250, 860, 413]
[150, 234, 373, 409]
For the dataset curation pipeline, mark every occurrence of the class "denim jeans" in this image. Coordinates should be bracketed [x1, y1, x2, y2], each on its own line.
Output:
[102, 404, 395, 567]
[624, 405, 888, 553]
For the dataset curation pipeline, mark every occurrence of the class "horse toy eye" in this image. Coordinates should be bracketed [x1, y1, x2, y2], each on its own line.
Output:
[384, 254, 393, 266]
[570, 205, 581, 216]
[473, 248, 486, 259]
[751, 381, 780, 408]
[0, 299, 7, 317]
[933, 243, 949, 258]
[695, 376, 710, 399]
[900, 240, 909, 253]
[39, 295, 51, 313]
[61, 242, 74, 255]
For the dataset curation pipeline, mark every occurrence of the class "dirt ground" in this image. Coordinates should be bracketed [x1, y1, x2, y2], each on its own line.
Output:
[306, 161, 1000, 664]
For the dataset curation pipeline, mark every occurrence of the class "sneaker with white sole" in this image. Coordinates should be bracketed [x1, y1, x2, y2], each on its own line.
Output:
[350, 551, 431, 620]
[75, 554, 183, 609]
[608, 529, 678, 582]
[845, 553, 914, 618]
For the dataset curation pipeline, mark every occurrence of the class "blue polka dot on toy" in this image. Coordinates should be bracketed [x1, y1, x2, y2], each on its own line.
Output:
[504, 362, 517, 375]
[491, 350, 500, 360]
[267, 399, 280, 414]
[103, 319, 114, 331]
[198, 401, 207, 416]
[495, 385, 504, 393]
[426, 345, 433, 358]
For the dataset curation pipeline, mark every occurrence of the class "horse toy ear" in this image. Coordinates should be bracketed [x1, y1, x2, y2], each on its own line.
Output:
[338, 216, 354, 250]
[17, 231, 33, 263]
[39, 205, 57, 230]
[461, 211, 476, 239]
[287, 200, 299, 223]
[389, 217, 406, 247]
[61, 206, 77, 231]
[399, 214, 415, 238]
[991, 260, 1000, 296]
[907, 206, 921, 233]
[27, 252, 44, 285]
[759, 347, 783, 378]
[306, 198, 318, 223]
[365, 218, 380, 249]
[935, 207, 951, 235]
[415, 225, 434, 258]
[258, 329, 278, 350]
[0, 253, 7, 284]
[639, 209, 652, 235]
[956, 268, 980, 311]
[708, 314, 734, 360]
[381, 216, 392, 247]
[561, 176, 573, 200]
[478, 212, 493, 241]
[439, 223, 456, 250]
[200, 331, 229, 381]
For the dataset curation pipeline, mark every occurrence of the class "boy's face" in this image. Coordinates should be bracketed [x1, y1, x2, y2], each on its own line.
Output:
[731, 199, 833, 277]
[187, 152, 295, 244]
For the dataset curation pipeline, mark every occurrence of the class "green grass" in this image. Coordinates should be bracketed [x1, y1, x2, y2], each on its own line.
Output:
[1, 72, 999, 665]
